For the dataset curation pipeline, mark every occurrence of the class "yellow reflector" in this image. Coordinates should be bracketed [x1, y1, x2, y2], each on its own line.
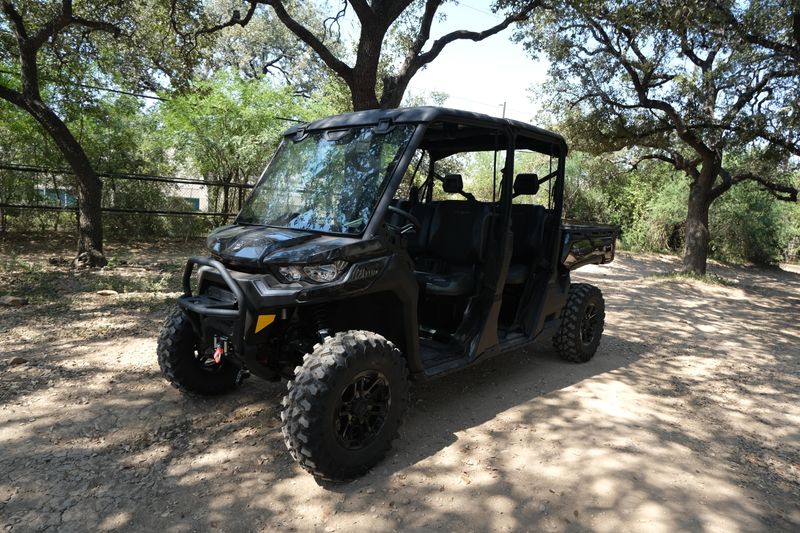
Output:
[254, 314, 276, 333]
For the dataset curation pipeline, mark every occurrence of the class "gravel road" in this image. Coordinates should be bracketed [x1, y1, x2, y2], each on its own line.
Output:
[1, 243, 798, 532]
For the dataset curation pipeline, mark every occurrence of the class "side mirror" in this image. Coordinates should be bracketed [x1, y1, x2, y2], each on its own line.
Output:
[513, 173, 539, 197]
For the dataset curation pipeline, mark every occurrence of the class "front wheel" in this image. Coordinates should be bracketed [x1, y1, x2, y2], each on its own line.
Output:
[553, 283, 605, 363]
[157, 307, 242, 395]
[281, 330, 410, 482]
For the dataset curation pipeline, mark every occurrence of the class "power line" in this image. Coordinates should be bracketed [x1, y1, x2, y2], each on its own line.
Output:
[0, 69, 306, 122]
[0, 68, 167, 101]
[458, 2, 503, 20]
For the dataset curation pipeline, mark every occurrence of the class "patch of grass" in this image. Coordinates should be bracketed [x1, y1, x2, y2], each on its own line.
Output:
[0, 255, 46, 274]
[0, 254, 182, 304]
[647, 271, 739, 287]
[79, 271, 180, 294]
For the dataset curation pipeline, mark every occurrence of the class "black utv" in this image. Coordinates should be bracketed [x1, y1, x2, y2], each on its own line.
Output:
[157, 107, 617, 481]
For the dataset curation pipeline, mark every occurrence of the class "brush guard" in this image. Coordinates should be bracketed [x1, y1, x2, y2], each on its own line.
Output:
[177, 256, 246, 344]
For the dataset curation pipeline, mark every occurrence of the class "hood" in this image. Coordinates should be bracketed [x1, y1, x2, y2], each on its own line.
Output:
[207, 224, 386, 268]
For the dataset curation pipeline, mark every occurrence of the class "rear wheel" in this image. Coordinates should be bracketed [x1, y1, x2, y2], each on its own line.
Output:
[157, 307, 242, 395]
[553, 283, 605, 363]
[281, 330, 409, 482]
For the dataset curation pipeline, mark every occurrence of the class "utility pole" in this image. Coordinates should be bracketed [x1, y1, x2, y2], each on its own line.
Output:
[500, 101, 507, 118]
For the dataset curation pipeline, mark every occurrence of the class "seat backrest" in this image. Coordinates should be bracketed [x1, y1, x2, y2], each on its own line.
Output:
[406, 202, 437, 255]
[511, 204, 546, 259]
[387, 199, 411, 227]
[427, 200, 490, 264]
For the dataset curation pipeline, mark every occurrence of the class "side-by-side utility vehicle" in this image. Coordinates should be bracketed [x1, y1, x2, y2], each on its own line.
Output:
[157, 107, 617, 481]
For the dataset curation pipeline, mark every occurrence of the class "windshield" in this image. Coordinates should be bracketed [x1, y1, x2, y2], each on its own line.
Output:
[237, 125, 415, 234]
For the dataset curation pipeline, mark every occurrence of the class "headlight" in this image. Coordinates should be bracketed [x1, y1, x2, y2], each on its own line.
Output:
[303, 261, 348, 282]
[278, 260, 348, 283]
[278, 265, 304, 282]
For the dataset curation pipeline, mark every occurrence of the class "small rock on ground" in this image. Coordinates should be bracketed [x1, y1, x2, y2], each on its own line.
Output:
[96, 290, 119, 296]
[0, 295, 28, 306]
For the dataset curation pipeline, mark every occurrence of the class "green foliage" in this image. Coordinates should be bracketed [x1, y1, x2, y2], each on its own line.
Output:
[624, 177, 689, 253]
[564, 154, 800, 265]
[710, 181, 786, 265]
[158, 71, 318, 182]
[511, 0, 800, 272]
[155, 70, 342, 215]
[1, 64, 346, 240]
[201, 0, 341, 96]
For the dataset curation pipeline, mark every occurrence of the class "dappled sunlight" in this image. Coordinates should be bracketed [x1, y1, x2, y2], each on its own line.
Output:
[1, 250, 798, 530]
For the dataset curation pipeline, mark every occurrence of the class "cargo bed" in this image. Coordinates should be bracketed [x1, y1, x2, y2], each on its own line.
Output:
[560, 223, 618, 270]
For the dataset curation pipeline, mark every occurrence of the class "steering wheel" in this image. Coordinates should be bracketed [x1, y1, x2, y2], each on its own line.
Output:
[386, 205, 421, 234]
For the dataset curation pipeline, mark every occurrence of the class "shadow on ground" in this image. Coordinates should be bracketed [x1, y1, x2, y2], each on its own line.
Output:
[1, 249, 799, 532]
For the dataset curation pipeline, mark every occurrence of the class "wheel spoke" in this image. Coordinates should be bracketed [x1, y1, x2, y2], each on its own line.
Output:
[580, 304, 598, 345]
[335, 370, 391, 450]
[365, 377, 382, 394]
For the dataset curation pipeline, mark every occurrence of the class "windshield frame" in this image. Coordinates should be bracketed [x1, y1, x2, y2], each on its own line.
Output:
[235, 123, 421, 238]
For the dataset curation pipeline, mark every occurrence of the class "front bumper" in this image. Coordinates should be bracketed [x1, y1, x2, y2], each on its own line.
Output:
[177, 256, 273, 377]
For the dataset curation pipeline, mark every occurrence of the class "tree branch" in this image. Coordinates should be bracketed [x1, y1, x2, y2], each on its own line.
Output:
[69, 16, 122, 37]
[407, 0, 441, 60]
[411, 1, 542, 72]
[729, 171, 798, 202]
[378, 0, 417, 26]
[348, 0, 374, 22]
[713, 0, 799, 60]
[722, 68, 798, 124]
[586, 16, 716, 161]
[30, 0, 70, 48]
[193, 0, 258, 39]
[630, 152, 678, 170]
[689, 123, 800, 157]
[0, 81, 26, 107]
[322, 0, 348, 41]
[1, 0, 29, 42]
[710, 167, 734, 201]
[264, 0, 353, 83]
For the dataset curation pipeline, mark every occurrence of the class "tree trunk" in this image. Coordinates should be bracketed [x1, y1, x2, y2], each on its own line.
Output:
[223, 182, 230, 222]
[26, 99, 106, 267]
[350, 79, 381, 111]
[350, 22, 383, 111]
[682, 170, 715, 275]
[378, 72, 413, 109]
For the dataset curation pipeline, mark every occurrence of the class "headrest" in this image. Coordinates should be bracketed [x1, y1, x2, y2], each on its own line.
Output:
[513, 173, 539, 196]
[442, 174, 463, 194]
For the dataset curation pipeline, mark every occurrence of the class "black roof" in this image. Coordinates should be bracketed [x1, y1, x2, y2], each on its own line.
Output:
[284, 106, 568, 156]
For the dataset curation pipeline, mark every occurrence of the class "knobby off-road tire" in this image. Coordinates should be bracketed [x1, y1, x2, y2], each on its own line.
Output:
[157, 307, 241, 396]
[553, 283, 605, 363]
[281, 330, 410, 482]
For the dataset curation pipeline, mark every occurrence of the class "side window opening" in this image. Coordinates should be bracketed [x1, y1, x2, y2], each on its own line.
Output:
[512, 149, 553, 207]
[430, 151, 507, 203]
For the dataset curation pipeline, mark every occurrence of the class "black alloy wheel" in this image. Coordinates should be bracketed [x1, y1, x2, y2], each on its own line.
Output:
[334, 370, 392, 450]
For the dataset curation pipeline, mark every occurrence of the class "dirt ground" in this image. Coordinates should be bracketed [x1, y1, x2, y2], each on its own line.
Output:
[1, 236, 799, 532]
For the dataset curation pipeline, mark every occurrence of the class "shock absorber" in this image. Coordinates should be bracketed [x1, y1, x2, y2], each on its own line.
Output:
[311, 305, 332, 341]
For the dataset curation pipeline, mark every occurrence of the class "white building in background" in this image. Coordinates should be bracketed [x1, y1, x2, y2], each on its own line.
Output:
[171, 181, 209, 211]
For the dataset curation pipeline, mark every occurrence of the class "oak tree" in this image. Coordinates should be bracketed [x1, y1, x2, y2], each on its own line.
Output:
[172, 0, 545, 111]
[0, 0, 196, 266]
[512, 0, 799, 273]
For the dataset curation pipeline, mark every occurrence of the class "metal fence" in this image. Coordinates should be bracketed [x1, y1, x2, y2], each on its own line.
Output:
[0, 163, 256, 220]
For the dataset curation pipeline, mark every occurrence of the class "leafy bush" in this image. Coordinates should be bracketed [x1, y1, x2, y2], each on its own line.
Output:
[564, 152, 798, 265]
[622, 177, 688, 253]
[709, 181, 777, 264]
